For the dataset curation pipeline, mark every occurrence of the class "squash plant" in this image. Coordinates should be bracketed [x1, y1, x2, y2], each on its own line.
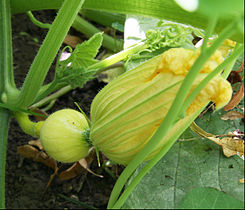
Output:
[0, 0, 244, 209]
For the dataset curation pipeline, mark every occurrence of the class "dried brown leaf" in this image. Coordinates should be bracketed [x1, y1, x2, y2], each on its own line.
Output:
[17, 145, 57, 171]
[58, 150, 103, 180]
[221, 110, 244, 120]
[29, 108, 48, 121]
[64, 34, 82, 48]
[79, 159, 103, 178]
[224, 84, 244, 111]
[28, 139, 43, 150]
[58, 162, 84, 180]
[224, 70, 244, 111]
[227, 71, 242, 84]
[237, 60, 244, 73]
[190, 122, 244, 158]
[218, 137, 244, 157]
[43, 167, 59, 196]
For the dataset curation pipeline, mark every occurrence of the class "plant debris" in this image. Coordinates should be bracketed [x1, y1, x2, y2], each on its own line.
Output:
[190, 122, 244, 158]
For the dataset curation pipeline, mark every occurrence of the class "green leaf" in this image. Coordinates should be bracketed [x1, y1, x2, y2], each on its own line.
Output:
[56, 32, 103, 88]
[197, 0, 244, 17]
[10, 0, 244, 43]
[70, 32, 103, 69]
[178, 187, 244, 209]
[123, 109, 244, 209]
[123, 15, 201, 71]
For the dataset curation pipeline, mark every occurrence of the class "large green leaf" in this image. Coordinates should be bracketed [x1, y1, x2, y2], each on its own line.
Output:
[178, 187, 244, 209]
[123, 109, 244, 209]
[10, 0, 244, 43]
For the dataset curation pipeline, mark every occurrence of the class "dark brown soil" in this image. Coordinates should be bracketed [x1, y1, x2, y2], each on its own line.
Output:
[6, 11, 121, 209]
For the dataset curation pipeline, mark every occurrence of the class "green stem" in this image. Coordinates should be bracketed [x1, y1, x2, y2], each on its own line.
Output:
[0, 1, 15, 206]
[73, 15, 123, 52]
[0, 108, 11, 209]
[90, 42, 148, 74]
[33, 41, 147, 106]
[222, 43, 243, 79]
[201, 15, 218, 52]
[80, 9, 125, 28]
[14, 0, 85, 109]
[14, 112, 44, 138]
[33, 80, 59, 104]
[26, 11, 51, 29]
[27, 10, 123, 52]
[107, 17, 239, 209]
[0, 0, 18, 102]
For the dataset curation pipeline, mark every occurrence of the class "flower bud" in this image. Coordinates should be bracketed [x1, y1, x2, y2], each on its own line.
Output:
[90, 48, 232, 165]
[40, 109, 90, 163]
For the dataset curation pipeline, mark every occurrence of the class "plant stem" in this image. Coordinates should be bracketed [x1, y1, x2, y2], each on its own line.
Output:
[73, 15, 123, 52]
[0, 108, 11, 209]
[30, 85, 72, 109]
[0, 0, 18, 102]
[14, 0, 85, 109]
[201, 15, 218, 52]
[26, 11, 51, 29]
[90, 42, 148, 74]
[33, 42, 147, 105]
[80, 9, 125, 28]
[0, 1, 15, 207]
[26, 10, 123, 52]
[107, 17, 239, 209]
[222, 43, 243, 79]
[14, 112, 44, 138]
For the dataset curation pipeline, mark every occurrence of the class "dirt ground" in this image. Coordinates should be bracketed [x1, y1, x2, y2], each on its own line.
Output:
[6, 10, 122, 209]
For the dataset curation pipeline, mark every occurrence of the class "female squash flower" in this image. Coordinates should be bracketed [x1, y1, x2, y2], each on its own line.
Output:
[90, 48, 232, 165]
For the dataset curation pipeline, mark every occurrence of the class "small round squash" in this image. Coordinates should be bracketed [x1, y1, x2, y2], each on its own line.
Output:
[40, 109, 90, 163]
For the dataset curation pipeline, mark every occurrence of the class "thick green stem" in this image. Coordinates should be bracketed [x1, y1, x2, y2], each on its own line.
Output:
[80, 9, 125, 28]
[201, 15, 218, 53]
[14, 0, 85, 109]
[14, 112, 44, 138]
[90, 42, 147, 74]
[107, 17, 239, 209]
[0, 1, 16, 206]
[222, 43, 243, 79]
[30, 85, 72, 109]
[0, 0, 18, 102]
[73, 16, 123, 52]
[0, 108, 11, 209]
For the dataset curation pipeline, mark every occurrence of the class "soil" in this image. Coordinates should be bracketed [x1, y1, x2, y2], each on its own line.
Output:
[6, 10, 122, 209]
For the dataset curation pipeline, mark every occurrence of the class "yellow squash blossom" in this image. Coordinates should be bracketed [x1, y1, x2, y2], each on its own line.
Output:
[90, 48, 232, 165]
